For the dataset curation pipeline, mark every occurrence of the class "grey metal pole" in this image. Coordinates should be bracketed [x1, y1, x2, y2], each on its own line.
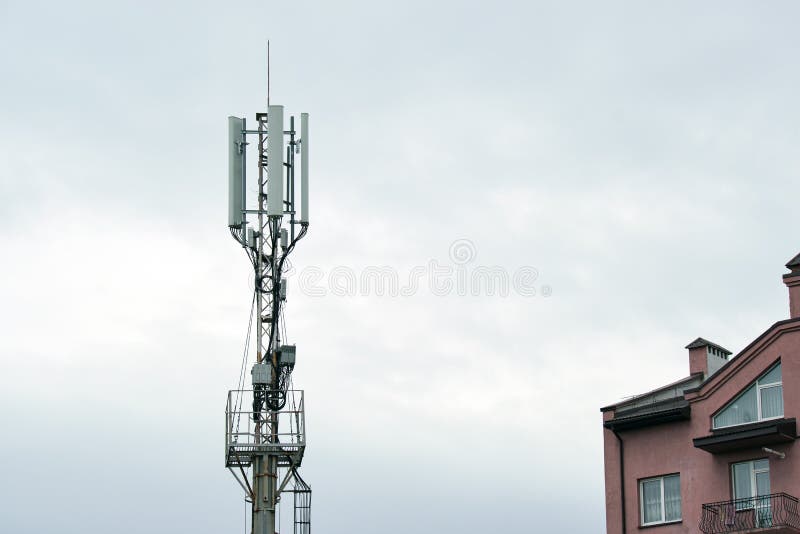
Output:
[289, 116, 296, 242]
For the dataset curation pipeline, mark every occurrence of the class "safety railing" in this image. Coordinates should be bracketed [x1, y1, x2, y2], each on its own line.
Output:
[700, 493, 800, 533]
[225, 389, 305, 468]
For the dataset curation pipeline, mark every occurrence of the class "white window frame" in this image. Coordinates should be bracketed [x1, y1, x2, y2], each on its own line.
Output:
[732, 459, 770, 502]
[712, 362, 783, 430]
[732, 459, 771, 526]
[639, 474, 681, 526]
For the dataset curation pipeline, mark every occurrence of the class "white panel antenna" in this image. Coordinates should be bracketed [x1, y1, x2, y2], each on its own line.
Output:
[300, 113, 309, 223]
[267, 105, 284, 216]
[227, 116, 245, 228]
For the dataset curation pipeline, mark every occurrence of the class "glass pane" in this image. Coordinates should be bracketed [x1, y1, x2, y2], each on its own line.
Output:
[756, 470, 770, 496]
[733, 462, 753, 509]
[642, 479, 663, 524]
[714, 384, 758, 428]
[760, 364, 782, 385]
[761, 386, 783, 419]
[756, 471, 773, 527]
[664, 475, 681, 521]
[754, 459, 769, 472]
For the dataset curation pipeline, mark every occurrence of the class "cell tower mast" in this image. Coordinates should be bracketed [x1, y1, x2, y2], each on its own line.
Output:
[226, 63, 311, 534]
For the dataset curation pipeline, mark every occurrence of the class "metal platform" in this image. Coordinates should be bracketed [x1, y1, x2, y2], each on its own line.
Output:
[225, 389, 306, 468]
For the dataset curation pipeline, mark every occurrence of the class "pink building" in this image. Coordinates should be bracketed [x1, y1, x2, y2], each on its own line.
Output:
[602, 253, 800, 534]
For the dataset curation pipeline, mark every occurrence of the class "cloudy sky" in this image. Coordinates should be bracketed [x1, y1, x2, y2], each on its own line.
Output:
[2, 1, 799, 532]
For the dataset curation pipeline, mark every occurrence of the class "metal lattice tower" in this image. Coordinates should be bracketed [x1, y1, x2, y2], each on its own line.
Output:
[225, 85, 311, 534]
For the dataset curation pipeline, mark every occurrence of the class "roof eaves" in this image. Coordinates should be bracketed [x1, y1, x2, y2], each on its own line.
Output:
[600, 372, 703, 412]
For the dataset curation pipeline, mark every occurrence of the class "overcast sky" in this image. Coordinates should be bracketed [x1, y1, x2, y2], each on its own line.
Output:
[2, 1, 800, 533]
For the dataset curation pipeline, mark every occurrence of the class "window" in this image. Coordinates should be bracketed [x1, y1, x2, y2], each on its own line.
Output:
[713, 362, 783, 429]
[640, 474, 681, 526]
[732, 460, 772, 526]
[733, 459, 770, 502]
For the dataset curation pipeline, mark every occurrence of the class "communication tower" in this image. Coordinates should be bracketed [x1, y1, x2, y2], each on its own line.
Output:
[225, 69, 312, 534]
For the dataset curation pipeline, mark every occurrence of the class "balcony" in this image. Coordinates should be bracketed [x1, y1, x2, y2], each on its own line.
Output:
[700, 493, 800, 533]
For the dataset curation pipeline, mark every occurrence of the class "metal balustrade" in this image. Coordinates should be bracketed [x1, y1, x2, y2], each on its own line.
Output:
[700, 493, 800, 533]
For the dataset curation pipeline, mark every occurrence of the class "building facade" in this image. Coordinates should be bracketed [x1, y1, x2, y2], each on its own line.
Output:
[602, 253, 800, 534]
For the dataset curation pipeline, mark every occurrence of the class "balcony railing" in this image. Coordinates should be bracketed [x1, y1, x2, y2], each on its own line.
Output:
[700, 493, 800, 533]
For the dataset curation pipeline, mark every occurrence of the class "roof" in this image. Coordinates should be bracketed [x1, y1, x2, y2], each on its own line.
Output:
[600, 372, 703, 412]
[786, 252, 800, 270]
[685, 337, 731, 355]
[684, 317, 800, 396]
[604, 398, 690, 432]
[693, 418, 796, 454]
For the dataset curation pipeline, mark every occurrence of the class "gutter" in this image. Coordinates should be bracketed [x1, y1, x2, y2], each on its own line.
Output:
[612, 430, 626, 534]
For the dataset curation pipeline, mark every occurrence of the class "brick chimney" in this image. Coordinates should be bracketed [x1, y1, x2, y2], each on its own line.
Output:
[686, 338, 731, 379]
[784, 252, 800, 319]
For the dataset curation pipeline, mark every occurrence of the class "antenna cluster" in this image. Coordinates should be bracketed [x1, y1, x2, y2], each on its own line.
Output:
[226, 99, 312, 534]
[228, 106, 309, 228]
